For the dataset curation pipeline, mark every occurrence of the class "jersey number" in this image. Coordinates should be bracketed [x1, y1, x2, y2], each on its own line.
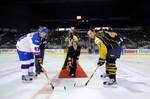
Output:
[34, 47, 40, 51]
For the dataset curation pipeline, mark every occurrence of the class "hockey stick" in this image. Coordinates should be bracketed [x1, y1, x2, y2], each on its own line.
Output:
[40, 64, 66, 90]
[74, 66, 100, 87]
[85, 66, 100, 86]
[40, 64, 55, 89]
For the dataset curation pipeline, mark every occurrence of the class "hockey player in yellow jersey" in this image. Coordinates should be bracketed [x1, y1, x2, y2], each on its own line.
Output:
[87, 29, 123, 86]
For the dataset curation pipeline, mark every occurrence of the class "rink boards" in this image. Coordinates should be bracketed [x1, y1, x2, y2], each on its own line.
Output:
[1, 49, 150, 56]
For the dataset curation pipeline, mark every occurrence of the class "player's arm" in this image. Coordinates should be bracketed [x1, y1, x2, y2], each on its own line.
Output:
[67, 47, 72, 61]
[76, 46, 81, 61]
[67, 46, 73, 66]
[29, 35, 41, 59]
[76, 46, 81, 64]
[95, 37, 107, 66]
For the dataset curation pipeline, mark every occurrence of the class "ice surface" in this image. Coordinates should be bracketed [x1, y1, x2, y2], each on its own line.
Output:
[0, 53, 150, 99]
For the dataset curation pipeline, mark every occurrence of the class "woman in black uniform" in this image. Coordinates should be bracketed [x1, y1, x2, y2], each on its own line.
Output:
[67, 41, 81, 77]
[62, 27, 78, 69]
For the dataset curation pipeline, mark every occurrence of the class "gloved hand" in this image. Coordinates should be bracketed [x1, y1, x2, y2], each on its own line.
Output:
[38, 58, 42, 64]
[35, 55, 42, 64]
[68, 62, 72, 67]
[97, 58, 105, 66]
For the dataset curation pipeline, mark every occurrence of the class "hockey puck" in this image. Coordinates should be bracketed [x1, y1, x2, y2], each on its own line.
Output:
[64, 86, 66, 90]
[52, 86, 55, 90]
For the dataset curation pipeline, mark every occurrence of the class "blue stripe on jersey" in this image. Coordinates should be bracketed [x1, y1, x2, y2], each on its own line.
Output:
[17, 50, 34, 61]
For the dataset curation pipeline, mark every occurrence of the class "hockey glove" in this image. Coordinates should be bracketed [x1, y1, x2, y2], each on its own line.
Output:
[67, 62, 72, 67]
[97, 58, 105, 66]
[35, 55, 42, 64]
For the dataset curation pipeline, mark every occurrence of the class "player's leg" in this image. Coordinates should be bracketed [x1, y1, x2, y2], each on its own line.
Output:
[103, 47, 122, 85]
[100, 63, 109, 78]
[28, 54, 35, 77]
[35, 55, 41, 74]
[17, 50, 33, 81]
[69, 58, 77, 77]
[103, 58, 117, 85]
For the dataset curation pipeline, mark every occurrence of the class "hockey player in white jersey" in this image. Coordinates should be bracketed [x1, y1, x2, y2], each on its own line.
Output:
[16, 26, 49, 81]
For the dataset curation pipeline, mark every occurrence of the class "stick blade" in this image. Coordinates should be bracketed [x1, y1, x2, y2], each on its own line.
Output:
[74, 83, 85, 88]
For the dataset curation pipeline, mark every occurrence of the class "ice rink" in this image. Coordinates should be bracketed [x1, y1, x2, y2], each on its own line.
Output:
[0, 53, 150, 99]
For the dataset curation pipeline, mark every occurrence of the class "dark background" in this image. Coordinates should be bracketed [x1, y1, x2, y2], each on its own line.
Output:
[0, 0, 150, 31]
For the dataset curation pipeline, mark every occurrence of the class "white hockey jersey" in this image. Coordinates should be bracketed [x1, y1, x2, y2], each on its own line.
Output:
[16, 32, 42, 54]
